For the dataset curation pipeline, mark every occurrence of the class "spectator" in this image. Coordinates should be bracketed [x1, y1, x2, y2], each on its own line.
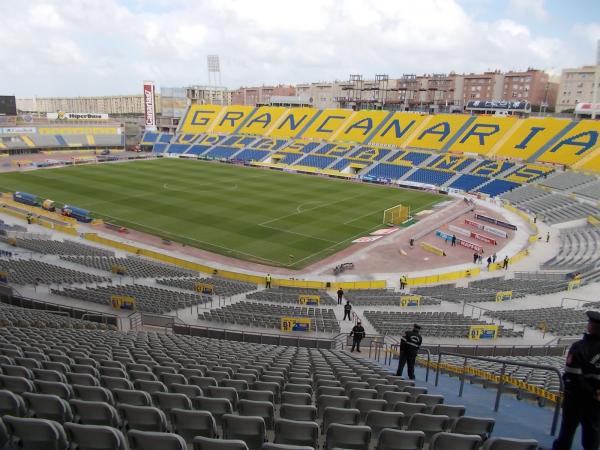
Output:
[343, 301, 352, 321]
[337, 287, 343, 305]
[265, 274, 272, 289]
[349, 320, 366, 353]
[503, 256, 509, 270]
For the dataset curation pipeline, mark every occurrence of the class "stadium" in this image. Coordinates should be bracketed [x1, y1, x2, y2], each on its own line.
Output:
[1, 3, 600, 450]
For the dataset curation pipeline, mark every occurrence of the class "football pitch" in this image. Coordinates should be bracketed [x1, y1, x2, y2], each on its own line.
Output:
[0, 159, 445, 269]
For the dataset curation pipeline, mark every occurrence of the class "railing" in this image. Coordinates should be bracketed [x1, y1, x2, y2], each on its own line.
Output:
[432, 351, 563, 436]
[173, 322, 336, 349]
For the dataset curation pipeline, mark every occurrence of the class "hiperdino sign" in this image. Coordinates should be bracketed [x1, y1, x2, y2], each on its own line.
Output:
[47, 112, 109, 120]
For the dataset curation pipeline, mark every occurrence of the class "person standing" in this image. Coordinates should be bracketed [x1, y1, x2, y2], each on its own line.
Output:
[486, 256, 492, 270]
[349, 320, 366, 353]
[550, 311, 600, 450]
[265, 274, 272, 289]
[473, 252, 478, 264]
[397, 324, 422, 380]
[343, 301, 352, 321]
[492, 253, 497, 263]
[400, 275, 407, 290]
[503, 256, 509, 270]
[337, 287, 344, 305]
[547, 232, 551, 243]
[451, 235, 457, 246]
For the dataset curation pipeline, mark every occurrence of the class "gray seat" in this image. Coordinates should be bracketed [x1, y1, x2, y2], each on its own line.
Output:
[33, 369, 67, 383]
[154, 392, 192, 415]
[170, 383, 202, 399]
[4, 415, 69, 450]
[322, 406, 360, 435]
[452, 416, 495, 440]
[393, 402, 427, 420]
[429, 432, 482, 450]
[100, 376, 134, 391]
[1, 365, 33, 379]
[243, 390, 275, 403]
[280, 403, 317, 422]
[382, 392, 411, 410]
[482, 437, 539, 450]
[349, 388, 377, 407]
[190, 376, 218, 390]
[415, 394, 444, 413]
[403, 387, 427, 400]
[34, 380, 73, 400]
[284, 384, 312, 395]
[171, 408, 217, 443]
[317, 395, 350, 417]
[64, 422, 128, 450]
[112, 389, 152, 407]
[67, 373, 99, 387]
[262, 444, 315, 450]
[431, 404, 466, 420]
[0, 375, 35, 395]
[119, 404, 168, 432]
[0, 389, 27, 416]
[407, 414, 451, 441]
[73, 385, 115, 405]
[365, 410, 404, 439]
[70, 399, 121, 427]
[207, 386, 239, 410]
[376, 428, 426, 450]
[281, 392, 312, 405]
[325, 423, 371, 450]
[238, 399, 275, 430]
[194, 397, 233, 427]
[22, 393, 73, 423]
[355, 398, 387, 421]
[193, 436, 249, 450]
[274, 418, 319, 449]
[223, 414, 266, 450]
[128, 429, 187, 450]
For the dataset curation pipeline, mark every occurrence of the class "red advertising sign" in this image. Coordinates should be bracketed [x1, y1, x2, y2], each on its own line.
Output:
[470, 231, 497, 245]
[143, 81, 156, 131]
[459, 239, 483, 252]
[465, 219, 484, 230]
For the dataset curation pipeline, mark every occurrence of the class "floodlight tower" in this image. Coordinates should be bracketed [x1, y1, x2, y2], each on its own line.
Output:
[207, 55, 222, 105]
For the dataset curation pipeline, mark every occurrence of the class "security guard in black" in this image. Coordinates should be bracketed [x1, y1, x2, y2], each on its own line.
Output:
[397, 324, 422, 380]
[350, 321, 365, 353]
[552, 310, 600, 450]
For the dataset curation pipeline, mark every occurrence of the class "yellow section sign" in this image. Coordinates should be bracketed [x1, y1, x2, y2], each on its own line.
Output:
[495, 290, 513, 302]
[280, 317, 311, 332]
[111, 264, 127, 275]
[468, 324, 499, 340]
[110, 295, 136, 310]
[400, 295, 422, 307]
[195, 282, 215, 294]
[298, 295, 320, 306]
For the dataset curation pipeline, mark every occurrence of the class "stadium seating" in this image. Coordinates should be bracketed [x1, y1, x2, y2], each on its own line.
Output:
[294, 155, 335, 169]
[342, 290, 441, 307]
[365, 163, 411, 180]
[406, 168, 455, 186]
[539, 171, 596, 190]
[542, 226, 600, 270]
[186, 144, 212, 155]
[574, 181, 600, 200]
[388, 150, 432, 166]
[199, 302, 340, 333]
[315, 143, 355, 157]
[427, 155, 475, 172]
[349, 146, 391, 162]
[54, 284, 210, 314]
[476, 179, 520, 197]
[486, 307, 587, 336]
[275, 153, 304, 165]
[0, 259, 109, 285]
[504, 164, 554, 184]
[59, 256, 195, 278]
[250, 138, 287, 151]
[363, 311, 522, 338]
[469, 160, 514, 177]
[406, 114, 473, 151]
[0, 302, 114, 329]
[157, 277, 257, 297]
[447, 174, 488, 191]
[246, 287, 335, 306]
[537, 119, 600, 166]
[282, 140, 321, 154]
[234, 149, 270, 162]
[166, 144, 190, 154]
[204, 146, 240, 159]
[12, 238, 114, 257]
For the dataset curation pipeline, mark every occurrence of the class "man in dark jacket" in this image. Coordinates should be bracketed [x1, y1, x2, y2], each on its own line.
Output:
[350, 320, 366, 353]
[397, 324, 422, 380]
[337, 288, 344, 305]
[343, 301, 352, 321]
[550, 311, 600, 450]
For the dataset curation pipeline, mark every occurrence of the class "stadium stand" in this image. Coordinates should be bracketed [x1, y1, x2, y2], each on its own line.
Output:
[246, 288, 336, 306]
[388, 150, 432, 166]
[199, 302, 341, 333]
[0, 259, 109, 285]
[574, 181, 600, 200]
[365, 164, 411, 180]
[11, 238, 114, 257]
[411, 284, 521, 304]
[157, 277, 257, 297]
[59, 256, 195, 278]
[294, 155, 335, 169]
[0, 317, 540, 448]
[53, 285, 210, 314]
[447, 174, 489, 191]
[204, 146, 240, 159]
[0, 302, 114, 329]
[468, 276, 570, 296]
[486, 307, 587, 336]
[476, 179, 520, 197]
[539, 171, 597, 190]
[406, 168, 455, 186]
[342, 290, 441, 307]
[427, 154, 475, 172]
[233, 149, 270, 162]
[349, 146, 391, 162]
[542, 226, 600, 270]
[363, 311, 523, 338]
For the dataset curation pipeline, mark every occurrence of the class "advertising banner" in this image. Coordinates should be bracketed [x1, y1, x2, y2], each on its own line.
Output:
[143, 81, 157, 131]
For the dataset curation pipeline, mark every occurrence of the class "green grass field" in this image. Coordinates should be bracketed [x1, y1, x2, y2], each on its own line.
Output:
[0, 159, 444, 268]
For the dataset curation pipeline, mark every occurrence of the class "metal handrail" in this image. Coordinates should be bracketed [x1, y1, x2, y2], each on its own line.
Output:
[433, 351, 563, 436]
[561, 297, 593, 308]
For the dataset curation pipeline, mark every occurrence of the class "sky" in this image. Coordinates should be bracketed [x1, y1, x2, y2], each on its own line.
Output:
[0, 0, 598, 97]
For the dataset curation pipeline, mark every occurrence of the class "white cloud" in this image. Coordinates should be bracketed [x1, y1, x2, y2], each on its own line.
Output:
[508, 0, 549, 21]
[0, 0, 593, 96]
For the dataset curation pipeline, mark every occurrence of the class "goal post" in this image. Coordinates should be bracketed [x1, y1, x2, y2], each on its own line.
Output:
[383, 204, 410, 225]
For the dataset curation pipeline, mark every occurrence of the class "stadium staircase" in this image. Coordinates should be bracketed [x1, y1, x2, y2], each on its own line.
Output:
[370, 358, 566, 447]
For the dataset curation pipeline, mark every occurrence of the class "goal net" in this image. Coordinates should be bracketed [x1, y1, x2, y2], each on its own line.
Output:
[383, 204, 410, 225]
